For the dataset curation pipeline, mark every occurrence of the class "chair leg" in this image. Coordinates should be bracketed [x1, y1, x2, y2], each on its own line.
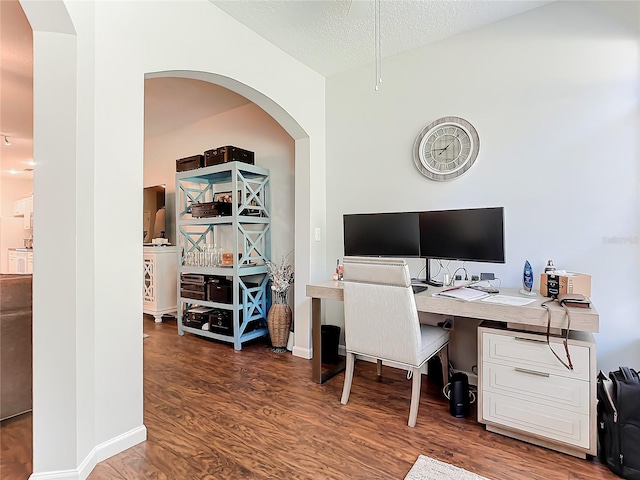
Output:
[437, 344, 449, 384]
[341, 352, 356, 405]
[376, 359, 383, 377]
[408, 366, 422, 427]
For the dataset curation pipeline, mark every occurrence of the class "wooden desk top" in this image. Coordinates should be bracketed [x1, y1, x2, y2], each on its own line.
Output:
[306, 281, 599, 333]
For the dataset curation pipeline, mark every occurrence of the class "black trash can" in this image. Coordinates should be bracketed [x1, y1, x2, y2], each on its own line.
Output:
[321, 325, 341, 364]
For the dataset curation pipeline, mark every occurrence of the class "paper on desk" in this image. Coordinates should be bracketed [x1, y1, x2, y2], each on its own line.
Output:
[433, 287, 490, 301]
[481, 295, 537, 306]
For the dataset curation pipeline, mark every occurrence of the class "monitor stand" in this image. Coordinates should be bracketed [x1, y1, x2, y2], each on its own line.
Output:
[423, 258, 443, 287]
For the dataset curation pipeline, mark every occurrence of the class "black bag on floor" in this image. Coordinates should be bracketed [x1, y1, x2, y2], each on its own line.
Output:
[597, 366, 640, 479]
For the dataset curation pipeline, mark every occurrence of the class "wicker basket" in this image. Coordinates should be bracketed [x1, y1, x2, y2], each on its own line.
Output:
[267, 303, 292, 353]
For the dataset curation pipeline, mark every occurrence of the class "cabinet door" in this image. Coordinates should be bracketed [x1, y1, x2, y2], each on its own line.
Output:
[23, 197, 33, 229]
[16, 253, 27, 274]
[27, 253, 33, 274]
[8, 251, 18, 274]
[13, 199, 25, 217]
[143, 257, 156, 308]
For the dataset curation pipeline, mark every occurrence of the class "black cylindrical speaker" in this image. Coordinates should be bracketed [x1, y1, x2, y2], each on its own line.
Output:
[449, 372, 470, 418]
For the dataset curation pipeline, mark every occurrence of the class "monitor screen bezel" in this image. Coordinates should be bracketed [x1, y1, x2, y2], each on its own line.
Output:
[418, 207, 505, 264]
[342, 211, 421, 258]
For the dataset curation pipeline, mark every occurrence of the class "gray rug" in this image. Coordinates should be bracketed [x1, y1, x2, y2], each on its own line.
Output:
[405, 455, 491, 480]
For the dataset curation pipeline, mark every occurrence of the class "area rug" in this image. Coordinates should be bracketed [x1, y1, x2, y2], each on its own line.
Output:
[404, 455, 491, 480]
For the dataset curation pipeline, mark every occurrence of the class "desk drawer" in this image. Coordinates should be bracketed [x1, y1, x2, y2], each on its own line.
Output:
[482, 391, 590, 449]
[482, 332, 589, 381]
[483, 362, 589, 415]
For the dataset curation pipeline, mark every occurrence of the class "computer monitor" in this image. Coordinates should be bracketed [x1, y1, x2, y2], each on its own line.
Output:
[419, 207, 505, 263]
[417, 206, 505, 286]
[343, 212, 420, 257]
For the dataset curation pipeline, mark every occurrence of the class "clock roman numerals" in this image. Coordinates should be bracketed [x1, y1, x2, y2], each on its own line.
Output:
[413, 117, 479, 181]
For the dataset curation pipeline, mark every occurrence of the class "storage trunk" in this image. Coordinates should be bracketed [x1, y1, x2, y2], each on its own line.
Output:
[176, 154, 204, 172]
[204, 146, 254, 166]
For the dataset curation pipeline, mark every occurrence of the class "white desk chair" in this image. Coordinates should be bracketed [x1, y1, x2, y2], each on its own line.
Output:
[340, 256, 449, 427]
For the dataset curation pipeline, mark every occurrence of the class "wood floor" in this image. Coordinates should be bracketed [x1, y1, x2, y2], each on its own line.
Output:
[1, 318, 619, 480]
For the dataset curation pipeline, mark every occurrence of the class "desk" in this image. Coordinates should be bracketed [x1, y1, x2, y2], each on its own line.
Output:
[305, 280, 599, 383]
[306, 280, 600, 458]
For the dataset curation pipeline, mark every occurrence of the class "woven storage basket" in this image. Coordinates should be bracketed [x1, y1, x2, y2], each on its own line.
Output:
[267, 303, 292, 353]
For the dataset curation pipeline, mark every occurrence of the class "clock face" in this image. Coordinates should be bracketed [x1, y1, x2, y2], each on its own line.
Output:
[413, 117, 479, 181]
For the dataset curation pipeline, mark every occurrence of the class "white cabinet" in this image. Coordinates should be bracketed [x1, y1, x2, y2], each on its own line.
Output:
[143, 246, 178, 322]
[26, 251, 33, 274]
[8, 250, 18, 274]
[13, 196, 33, 228]
[8, 249, 30, 275]
[478, 326, 596, 458]
[13, 198, 26, 217]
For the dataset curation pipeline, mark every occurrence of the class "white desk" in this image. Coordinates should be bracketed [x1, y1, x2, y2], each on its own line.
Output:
[307, 282, 599, 381]
[306, 280, 600, 458]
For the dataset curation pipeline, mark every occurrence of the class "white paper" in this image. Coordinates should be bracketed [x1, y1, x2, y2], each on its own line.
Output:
[481, 295, 537, 306]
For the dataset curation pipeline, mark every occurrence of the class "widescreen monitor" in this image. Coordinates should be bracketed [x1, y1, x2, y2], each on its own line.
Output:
[343, 212, 420, 257]
[419, 207, 505, 263]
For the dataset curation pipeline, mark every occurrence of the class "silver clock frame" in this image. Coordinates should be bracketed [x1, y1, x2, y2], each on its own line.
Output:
[413, 116, 480, 181]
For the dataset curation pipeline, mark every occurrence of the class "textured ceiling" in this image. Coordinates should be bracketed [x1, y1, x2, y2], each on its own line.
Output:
[211, 0, 553, 76]
[1, 0, 554, 179]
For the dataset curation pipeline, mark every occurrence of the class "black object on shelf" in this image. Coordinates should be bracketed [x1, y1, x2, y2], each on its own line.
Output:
[321, 325, 341, 365]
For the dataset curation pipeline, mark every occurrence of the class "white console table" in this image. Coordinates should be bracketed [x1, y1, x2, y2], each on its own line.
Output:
[143, 246, 177, 322]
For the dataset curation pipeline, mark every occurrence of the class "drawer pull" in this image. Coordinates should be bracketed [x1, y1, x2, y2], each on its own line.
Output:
[514, 337, 546, 344]
[515, 367, 550, 377]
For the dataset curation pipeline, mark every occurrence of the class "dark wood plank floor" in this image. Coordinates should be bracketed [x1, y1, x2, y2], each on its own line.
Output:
[1, 318, 619, 479]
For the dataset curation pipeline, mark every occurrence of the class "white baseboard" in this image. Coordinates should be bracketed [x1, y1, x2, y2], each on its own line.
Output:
[29, 425, 147, 480]
[291, 345, 311, 359]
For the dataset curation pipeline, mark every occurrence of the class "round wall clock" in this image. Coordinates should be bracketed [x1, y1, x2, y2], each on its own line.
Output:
[413, 116, 480, 181]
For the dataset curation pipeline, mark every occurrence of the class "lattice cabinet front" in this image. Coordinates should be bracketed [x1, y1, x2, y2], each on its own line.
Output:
[143, 246, 178, 323]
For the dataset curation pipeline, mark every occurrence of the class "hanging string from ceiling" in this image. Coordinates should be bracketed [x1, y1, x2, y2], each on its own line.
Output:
[375, 0, 382, 91]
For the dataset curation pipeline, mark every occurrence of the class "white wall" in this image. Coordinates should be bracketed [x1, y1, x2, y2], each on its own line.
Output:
[326, 1, 640, 372]
[144, 101, 295, 262]
[23, 0, 325, 477]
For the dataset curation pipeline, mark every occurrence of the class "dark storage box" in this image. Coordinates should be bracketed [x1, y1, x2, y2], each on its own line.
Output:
[176, 154, 204, 172]
[181, 273, 207, 284]
[209, 308, 236, 335]
[183, 307, 213, 329]
[181, 273, 208, 300]
[180, 288, 207, 301]
[191, 201, 232, 218]
[208, 277, 232, 304]
[204, 146, 254, 166]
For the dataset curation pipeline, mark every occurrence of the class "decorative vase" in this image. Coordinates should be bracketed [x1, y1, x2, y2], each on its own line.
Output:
[267, 302, 292, 353]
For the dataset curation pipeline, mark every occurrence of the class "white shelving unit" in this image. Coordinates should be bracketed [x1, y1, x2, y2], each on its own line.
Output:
[175, 162, 271, 350]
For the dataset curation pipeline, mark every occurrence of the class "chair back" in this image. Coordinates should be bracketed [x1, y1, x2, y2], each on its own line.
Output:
[342, 256, 422, 367]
